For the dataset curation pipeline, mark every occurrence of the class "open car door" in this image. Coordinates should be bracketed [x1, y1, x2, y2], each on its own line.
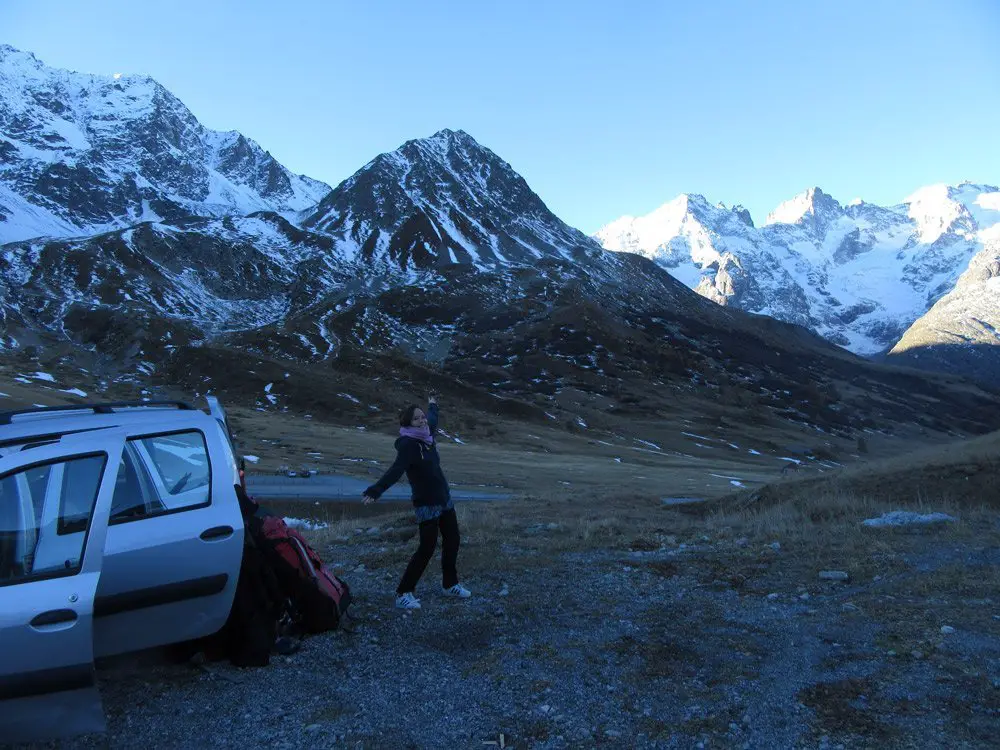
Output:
[0, 430, 124, 743]
[204, 395, 228, 430]
[206, 394, 246, 491]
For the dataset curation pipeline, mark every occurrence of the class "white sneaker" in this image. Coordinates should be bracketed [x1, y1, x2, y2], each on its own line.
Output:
[395, 592, 421, 609]
[442, 583, 472, 598]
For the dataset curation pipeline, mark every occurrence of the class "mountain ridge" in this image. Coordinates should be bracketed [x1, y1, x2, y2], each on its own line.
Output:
[0, 44, 330, 244]
[2, 44, 999, 390]
[302, 128, 601, 272]
[595, 180, 1000, 363]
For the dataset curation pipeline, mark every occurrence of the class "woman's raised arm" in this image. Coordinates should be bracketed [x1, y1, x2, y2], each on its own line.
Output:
[426, 397, 439, 434]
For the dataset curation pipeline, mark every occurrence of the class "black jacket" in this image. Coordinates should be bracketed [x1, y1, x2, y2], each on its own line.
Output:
[364, 403, 450, 507]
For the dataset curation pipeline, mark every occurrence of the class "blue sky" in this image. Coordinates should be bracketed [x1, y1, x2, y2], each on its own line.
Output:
[3, 0, 998, 233]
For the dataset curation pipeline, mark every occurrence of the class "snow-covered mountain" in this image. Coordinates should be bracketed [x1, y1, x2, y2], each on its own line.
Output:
[595, 183, 1000, 357]
[887, 216, 1000, 384]
[0, 123, 712, 365]
[0, 45, 329, 244]
[2, 42, 997, 393]
[302, 128, 602, 272]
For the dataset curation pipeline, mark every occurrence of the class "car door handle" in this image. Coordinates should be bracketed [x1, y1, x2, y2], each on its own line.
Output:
[30, 609, 78, 628]
[200, 525, 234, 541]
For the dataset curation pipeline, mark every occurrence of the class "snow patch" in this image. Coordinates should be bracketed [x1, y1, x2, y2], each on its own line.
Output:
[682, 431, 712, 441]
[283, 517, 329, 531]
[974, 191, 1000, 213]
[862, 510, 955, 527]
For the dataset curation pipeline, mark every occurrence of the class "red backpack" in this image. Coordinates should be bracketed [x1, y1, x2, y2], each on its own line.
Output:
[249, 512, 351, 633]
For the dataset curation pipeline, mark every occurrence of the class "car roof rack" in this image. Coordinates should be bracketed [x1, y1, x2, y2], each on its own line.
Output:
[0, 401, 197, 426]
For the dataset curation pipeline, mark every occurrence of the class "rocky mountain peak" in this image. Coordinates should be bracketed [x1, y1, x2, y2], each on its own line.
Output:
[731, 204, 754, 228]
[764, 186, 843, 228]
[0, 44, 40, 68]
[398, 129, 521, 184]
[302, 129, 600, 271]
[422, 127, 478, 149]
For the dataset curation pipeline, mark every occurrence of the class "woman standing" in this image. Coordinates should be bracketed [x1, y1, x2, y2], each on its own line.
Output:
[362, 394, 471, 609]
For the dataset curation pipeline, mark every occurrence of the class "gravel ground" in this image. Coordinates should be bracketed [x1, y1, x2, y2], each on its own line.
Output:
[14, 525, 1000, 750]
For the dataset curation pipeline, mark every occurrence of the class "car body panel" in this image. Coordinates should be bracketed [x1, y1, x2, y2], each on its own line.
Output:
[0, 431, 124, 743]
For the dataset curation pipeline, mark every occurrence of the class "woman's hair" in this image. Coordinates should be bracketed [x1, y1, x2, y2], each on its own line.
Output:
[399, 404, 420, 427]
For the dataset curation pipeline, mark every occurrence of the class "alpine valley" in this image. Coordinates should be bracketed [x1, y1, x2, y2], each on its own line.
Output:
[2, 45, 999, 444]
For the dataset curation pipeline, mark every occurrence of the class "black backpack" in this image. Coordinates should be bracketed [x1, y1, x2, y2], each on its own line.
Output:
[217, 525, 287, 666]
[200, 486, 290, 666]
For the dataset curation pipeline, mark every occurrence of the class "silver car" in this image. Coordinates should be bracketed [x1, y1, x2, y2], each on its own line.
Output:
[0, 399, 245, 743]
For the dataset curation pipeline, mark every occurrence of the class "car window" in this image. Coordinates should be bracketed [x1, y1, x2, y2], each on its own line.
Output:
[0, 454, 106, 585]
[25, 465, 49, 520]
[109, 444, 165, 523]
[58, 455, 105, 535]
[135, 431, 211, 511]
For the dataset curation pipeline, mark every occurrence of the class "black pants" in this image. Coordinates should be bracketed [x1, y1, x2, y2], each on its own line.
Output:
[397, 507, 460, 595]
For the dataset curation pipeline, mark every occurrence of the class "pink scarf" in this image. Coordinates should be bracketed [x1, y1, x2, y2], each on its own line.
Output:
[399, 425, 433, 445]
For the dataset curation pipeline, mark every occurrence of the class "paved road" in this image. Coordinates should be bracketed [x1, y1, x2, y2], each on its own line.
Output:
[246, 473, 510, 501]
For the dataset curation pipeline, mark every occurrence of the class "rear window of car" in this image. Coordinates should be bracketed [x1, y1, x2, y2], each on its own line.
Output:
[139, 432, 210, 497]
[108, 430, 213, 524]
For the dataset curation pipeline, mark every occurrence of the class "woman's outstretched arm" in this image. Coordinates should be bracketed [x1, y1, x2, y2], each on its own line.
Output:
[363, 441, 417, 501]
